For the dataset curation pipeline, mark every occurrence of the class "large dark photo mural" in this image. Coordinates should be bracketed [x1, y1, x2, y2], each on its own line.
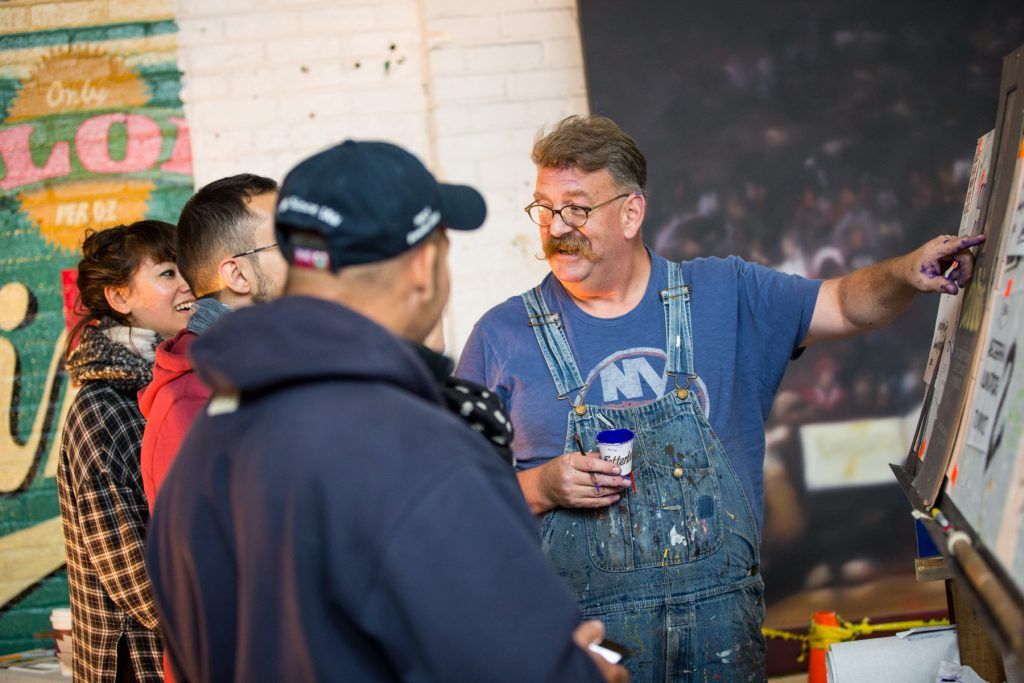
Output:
[578, 0, 1024, 665]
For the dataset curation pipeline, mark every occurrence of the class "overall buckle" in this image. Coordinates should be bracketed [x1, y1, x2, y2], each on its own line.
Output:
[666, 372, 695, 401]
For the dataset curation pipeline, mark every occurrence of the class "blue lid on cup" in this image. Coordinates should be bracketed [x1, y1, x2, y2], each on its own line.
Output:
[596, 428, 634, 444]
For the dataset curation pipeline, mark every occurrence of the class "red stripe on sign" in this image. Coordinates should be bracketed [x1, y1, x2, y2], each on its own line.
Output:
[917, 438, 928, 461]
[949, 463, 959, 487]
[1006, 277, 1014, 298]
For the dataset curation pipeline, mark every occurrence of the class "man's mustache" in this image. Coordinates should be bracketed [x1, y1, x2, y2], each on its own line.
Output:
[542, 232, 600, 262]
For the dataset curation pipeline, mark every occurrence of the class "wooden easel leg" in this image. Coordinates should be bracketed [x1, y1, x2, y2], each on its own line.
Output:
[947, 578, 1007, 682]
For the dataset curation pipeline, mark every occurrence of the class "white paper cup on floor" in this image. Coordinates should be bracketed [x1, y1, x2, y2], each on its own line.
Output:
[596, 428, 635, 475]
[50, 607, 73, 676]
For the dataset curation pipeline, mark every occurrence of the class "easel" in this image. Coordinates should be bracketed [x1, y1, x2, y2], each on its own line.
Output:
[897, 470, 1020, 680]
[913, 553, 1005, 679]
[893, 41, 1024, 682]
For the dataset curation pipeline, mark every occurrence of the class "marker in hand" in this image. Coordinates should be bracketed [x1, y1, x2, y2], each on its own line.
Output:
[575, 433, 601, 495]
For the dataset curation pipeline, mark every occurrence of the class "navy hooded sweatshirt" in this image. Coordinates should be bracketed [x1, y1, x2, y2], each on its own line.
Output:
[145, 296, 602, 683]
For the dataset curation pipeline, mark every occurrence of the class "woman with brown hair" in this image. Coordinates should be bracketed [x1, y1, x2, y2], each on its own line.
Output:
[56, 220, 194, 682]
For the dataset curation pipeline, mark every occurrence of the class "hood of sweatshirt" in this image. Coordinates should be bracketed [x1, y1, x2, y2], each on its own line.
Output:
[138, 329, 199, 418]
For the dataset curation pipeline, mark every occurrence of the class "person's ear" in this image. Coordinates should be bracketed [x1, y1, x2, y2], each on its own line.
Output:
[218, 257, 252, 296]
[407, 241, 439, 301]
[104, 285, 132, 316]
[622, 192, 646, 240]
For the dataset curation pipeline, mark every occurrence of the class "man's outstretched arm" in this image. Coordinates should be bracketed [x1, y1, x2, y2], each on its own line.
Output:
[802, 234, 986, 346]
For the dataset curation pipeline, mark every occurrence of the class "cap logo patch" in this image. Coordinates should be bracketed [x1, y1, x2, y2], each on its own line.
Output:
[407, 205, 440, 244]
[293, 246, 333, 271]
[279, 194, 343, 227]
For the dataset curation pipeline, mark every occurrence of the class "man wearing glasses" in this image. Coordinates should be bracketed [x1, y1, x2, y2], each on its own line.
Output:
[456, 115, 983, 680]
[139, 174, 287, 514]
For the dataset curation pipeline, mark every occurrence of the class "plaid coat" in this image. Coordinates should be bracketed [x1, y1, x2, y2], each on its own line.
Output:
[57, 326, 163, 682]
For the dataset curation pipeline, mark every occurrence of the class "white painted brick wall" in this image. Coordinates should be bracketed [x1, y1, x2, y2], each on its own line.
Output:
[174, 0, 588, 356]
[425, 1, 588, 355]
[175, 0, 433, 182]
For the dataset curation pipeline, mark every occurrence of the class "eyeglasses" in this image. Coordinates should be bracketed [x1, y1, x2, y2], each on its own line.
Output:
[232, 243, 279, 259]
[524, 193, 631, 229]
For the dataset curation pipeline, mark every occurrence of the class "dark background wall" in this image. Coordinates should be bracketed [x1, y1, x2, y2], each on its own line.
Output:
[578, 0, 1024, 625]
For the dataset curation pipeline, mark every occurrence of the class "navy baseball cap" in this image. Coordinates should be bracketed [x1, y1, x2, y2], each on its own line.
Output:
[275, 140, 486, 271]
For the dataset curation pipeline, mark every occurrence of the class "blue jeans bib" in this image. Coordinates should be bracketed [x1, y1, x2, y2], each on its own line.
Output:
[522, 262, 767, 682]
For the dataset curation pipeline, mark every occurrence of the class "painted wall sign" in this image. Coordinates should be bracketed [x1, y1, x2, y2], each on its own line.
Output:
[0, 6, 193, 654]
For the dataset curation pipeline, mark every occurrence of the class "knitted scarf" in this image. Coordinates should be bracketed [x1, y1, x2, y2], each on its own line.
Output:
[66, 321, 159, 393]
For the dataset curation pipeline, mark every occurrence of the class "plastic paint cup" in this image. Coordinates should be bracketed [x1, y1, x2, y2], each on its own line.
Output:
[596, 428, 635, 476]
[50, 607, 73, 676]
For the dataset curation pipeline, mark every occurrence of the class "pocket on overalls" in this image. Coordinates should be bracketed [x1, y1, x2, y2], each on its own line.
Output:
[649, 463, 724, 563]
[586, 460, 724, 571]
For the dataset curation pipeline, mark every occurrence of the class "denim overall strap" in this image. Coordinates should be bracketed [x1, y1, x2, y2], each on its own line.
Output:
[661, 260, 694, 377]
[521, 286, 588, 405]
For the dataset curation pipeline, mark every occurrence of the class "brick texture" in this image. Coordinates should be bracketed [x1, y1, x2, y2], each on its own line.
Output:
[174, 0, 434, 184]
[425, 2, 588, 354]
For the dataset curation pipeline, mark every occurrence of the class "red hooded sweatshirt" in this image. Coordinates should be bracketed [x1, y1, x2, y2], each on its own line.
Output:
[138, 329, 211, 511]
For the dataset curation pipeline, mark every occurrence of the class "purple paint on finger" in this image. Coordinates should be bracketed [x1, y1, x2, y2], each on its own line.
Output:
[959, 235, 986, 249]
[920, 265, 938, 278]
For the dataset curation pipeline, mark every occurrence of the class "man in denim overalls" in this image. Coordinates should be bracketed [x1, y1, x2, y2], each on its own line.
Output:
[457, 115, 984, 681]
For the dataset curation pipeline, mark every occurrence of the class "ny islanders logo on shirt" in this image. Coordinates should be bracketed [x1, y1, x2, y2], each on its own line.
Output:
[581, 347, 710, 417]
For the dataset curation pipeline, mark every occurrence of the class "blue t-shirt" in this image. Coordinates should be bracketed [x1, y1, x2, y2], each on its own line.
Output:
[456, 251, 821, 530]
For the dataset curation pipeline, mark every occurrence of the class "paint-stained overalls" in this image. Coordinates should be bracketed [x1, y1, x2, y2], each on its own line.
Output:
[522, 261, 767, 682]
